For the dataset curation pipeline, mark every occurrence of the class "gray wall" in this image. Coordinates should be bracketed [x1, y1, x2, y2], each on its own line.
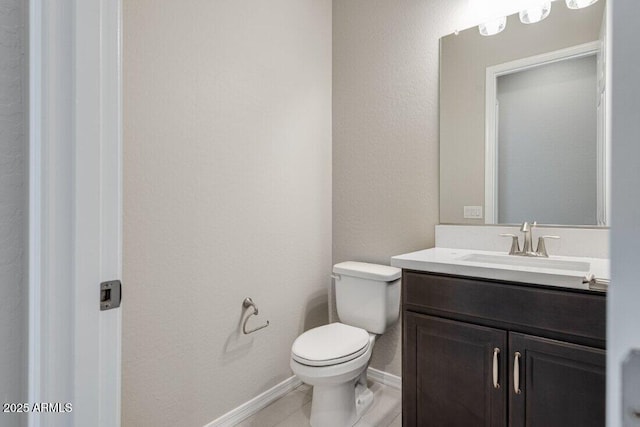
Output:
[0, 1, 27, 426]
[123, 1, 332, 425]
[440, 1, 604, 224]
[333, 0, 483, 378]
[497, 55, 597, 225]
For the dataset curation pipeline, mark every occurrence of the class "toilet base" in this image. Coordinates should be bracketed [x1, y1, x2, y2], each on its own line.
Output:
[355, 382, 374, 418]
[309, 378, 374, 427]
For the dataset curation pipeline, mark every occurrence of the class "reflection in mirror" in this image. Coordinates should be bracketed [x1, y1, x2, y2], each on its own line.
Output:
[439, 0, 607, 226]
[488, 45, 602, 225]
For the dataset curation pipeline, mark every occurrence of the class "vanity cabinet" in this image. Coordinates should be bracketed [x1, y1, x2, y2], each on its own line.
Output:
[402, 271, 606, 427]
[508, 333, 605, 427]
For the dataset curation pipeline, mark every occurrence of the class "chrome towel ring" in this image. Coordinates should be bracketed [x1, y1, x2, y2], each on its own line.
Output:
[242, 297, 270, 334]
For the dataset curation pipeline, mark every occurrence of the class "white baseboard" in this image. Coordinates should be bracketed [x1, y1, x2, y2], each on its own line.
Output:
[205, 375, 303, 427]
[367, 367, 402, 390]
[205, 369, 401, 427]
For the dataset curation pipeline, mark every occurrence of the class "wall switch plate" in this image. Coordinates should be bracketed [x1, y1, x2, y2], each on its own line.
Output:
[464, 206, 483, 219]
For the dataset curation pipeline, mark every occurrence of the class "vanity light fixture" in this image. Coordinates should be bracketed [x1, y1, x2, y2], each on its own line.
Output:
[565, 0, 599, 9]
[479, 16, 507, 36]
[519, 1, 551, 24]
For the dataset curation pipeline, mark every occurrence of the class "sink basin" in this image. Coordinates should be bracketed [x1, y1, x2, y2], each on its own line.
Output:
[391, 247, 608, 291]
[458, 253, 590, 272]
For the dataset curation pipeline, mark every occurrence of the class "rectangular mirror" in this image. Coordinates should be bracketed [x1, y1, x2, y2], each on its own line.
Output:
[439, 0, 607, 226]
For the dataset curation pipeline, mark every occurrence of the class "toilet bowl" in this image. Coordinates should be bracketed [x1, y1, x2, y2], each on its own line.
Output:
[290, 262, 401, 427]
[291, 323, 376, 427]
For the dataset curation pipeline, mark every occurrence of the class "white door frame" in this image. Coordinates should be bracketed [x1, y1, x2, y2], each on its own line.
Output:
[28, 1, 122, 426]
[484, 41, 602, 224]
[608, 0, 640, 425]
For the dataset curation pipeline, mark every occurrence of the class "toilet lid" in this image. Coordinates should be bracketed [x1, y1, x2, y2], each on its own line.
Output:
[291, 323, 370, 367]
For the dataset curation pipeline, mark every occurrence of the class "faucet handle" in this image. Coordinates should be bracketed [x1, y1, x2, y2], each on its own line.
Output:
[500, 233, 520, 255]
[536, 235, 560, 257]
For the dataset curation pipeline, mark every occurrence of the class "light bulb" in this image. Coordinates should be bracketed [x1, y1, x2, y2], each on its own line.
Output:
[565, 0, 599, 9]
[479, 16, 507, 36]
[520, 1, 551, 24]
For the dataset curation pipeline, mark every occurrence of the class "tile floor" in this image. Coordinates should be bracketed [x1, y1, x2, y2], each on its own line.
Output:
[235, 382, 401, 427]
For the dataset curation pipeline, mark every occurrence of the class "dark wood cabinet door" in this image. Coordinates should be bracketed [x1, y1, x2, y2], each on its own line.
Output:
[509, 332, 606, 427]
[404, 312, 507, 427]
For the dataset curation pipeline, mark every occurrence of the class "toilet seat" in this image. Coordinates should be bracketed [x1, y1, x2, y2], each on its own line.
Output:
[291, 323, 370, 367]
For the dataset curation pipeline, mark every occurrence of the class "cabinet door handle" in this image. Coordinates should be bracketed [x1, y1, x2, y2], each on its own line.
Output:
[513, 352, 522, 394]
[492, 347, 501, 389]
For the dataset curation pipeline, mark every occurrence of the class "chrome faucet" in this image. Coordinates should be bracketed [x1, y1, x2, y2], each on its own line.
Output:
[500, 221, 559, 257]
[520, 221, 534, 254]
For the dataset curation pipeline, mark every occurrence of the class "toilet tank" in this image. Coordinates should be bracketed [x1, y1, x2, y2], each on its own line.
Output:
[333, 262, 401, 335]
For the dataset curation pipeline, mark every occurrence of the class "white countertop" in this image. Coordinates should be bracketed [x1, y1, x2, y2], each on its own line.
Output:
[391, 247, 610, 292]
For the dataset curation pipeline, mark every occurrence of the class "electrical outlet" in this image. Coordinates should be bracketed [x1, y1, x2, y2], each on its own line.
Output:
[464, 206, 483, 219]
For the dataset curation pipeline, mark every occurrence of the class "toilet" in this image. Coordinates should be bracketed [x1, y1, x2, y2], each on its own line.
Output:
[290, 261, 401, 427]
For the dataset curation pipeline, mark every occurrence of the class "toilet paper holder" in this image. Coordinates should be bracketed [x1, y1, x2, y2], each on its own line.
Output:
[242, 297, 270, 334]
